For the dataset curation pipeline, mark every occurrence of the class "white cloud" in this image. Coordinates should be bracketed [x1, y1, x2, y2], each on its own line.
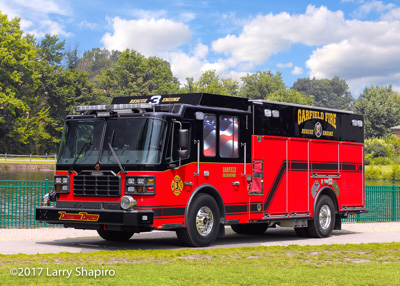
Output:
[0, 0, 71, 38]
[12, 0, 71, 16]
[168, 51, 206, 83]
[209, 4, 400, 95]
[130, 9, 167, 19]
[193, 43, 208, 59]
[307, 38, 400, 87]
[353, 0, 395, 18]
[179, 12, 196, 22]
[291, 66, 303, 75]
[79, 20, 98, 30]
[276, 62, 293, 68]
[101, 17, 191, 55]
[211, 5, 348, 68]
[381, 7, 400, 20]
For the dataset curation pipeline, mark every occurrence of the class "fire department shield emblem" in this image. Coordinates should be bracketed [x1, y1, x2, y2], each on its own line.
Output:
[314, 122, 322, 138]
[171, 175, 183, 196]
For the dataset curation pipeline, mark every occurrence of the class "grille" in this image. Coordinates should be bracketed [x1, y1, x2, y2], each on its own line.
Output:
[73, 171, 120, 197]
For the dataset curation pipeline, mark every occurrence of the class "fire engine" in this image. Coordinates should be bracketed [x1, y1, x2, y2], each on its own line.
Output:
[36, 93, 366, 247]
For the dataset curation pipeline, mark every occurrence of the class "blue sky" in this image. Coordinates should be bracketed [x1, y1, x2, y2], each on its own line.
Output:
[1, 0, 400, 97]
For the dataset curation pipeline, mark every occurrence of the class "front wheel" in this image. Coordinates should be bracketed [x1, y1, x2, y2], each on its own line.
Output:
[306, 195, 335, 238]
[176, 194, 220, 247]
[97, 229, 134, 241]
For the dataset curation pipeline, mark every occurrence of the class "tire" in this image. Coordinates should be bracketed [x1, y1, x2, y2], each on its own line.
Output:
[294, 227, 309, 237]
[97, 229, 134, 241]
[231, 223, 268, 235]
[306, 195, 335, 238]
[176, 193, 220, 247]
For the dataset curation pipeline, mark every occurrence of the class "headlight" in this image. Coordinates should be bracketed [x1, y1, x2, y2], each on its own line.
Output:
[121, 196, 137, 210]
[42, 193, 50, 206]
[125, 176, 156, 195]
[54, 175, 70, 194]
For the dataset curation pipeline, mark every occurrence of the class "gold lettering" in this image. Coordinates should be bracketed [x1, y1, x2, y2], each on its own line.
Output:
[297, 109, 337, 129]
[162, 97, 180, 102]
[323, 130, 334, 136]
[297, 110, 302, 125]
[129, 99, 148, 103]
[301, 129, 313, 134]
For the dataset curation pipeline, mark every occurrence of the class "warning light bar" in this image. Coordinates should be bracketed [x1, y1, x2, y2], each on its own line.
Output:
[76, 103, 155, 113]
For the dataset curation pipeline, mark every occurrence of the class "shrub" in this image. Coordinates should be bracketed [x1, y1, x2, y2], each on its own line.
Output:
[365, 166, 382, 180]
[390, 165, 400, 181]
[370, 157, 393, 165]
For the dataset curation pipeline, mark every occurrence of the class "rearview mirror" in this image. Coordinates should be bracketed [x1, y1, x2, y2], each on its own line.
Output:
[179, 129, 189, 150]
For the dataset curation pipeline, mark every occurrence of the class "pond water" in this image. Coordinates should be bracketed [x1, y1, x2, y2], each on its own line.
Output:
[0, 170, 55, 181]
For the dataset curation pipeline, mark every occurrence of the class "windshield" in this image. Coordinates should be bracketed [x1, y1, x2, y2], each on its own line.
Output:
[58, 118, 167, 165]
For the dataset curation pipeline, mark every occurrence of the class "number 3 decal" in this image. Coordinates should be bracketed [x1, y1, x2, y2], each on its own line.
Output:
[150, 95, 162, 104]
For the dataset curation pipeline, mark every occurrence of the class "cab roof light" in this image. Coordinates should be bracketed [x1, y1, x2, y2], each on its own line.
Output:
[76, 103, 155, 113]
[76, 105, 107, 112]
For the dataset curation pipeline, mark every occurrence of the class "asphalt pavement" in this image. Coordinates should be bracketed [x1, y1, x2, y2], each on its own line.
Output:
[0, 222, 399, 254]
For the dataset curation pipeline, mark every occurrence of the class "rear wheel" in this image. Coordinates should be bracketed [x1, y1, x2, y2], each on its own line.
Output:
[97, 229, 134, 241]
[176, 194, 220, 247]
[231, 223, 268, 235]
[306, 195, 335, 238]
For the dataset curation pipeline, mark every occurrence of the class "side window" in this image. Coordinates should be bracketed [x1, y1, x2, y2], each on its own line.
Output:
[219, 116, 239, 158]
[203, 114, 216, 157]
[167, 122, 191, 162]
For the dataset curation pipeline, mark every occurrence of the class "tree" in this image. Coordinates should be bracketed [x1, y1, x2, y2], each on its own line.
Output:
[65, 43, 79, 70]
[354, 85, 400, 138]
[95, 49, 180, 97]
[78, 48, 121, 80]
[240, 71, 285, 99]
[179, 70, 240, 96]
[0, 12, 47, 153]
[32, 34, 97, 153]
[267, 89, 314, 105]
[292, 76, 354, 110]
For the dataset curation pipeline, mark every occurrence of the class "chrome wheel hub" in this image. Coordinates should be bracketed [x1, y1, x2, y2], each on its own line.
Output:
[319, 205, 332, 230]
[196, 206, 214, 236]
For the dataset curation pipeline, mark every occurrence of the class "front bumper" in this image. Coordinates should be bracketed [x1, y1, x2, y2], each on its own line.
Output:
[36, 206, 153, 227]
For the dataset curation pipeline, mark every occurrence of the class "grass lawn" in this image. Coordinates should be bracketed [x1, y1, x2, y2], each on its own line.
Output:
[1, 243, 400, 285]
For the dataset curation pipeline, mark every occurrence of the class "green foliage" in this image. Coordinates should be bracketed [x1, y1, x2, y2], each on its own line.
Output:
[292, 76, 354, 110]
[365, 166, 382, 180]
[0, 12, 44, 153]
[240, 70, 285, 99]
[180, 70, 240, 96]
[390, 165, 400, 181]
[369, 157, 392, 165]
[266, 88, 314, 105]
[365, 138, 389, 158]
[95, 49, 180, 97]
[78, 48, 121, 80]
[354, 85, 400, 138]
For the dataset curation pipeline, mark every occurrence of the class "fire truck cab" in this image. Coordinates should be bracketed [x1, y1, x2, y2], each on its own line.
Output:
[36, 93, 365, 247]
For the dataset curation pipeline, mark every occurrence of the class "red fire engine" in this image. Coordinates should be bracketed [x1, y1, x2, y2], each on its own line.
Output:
[36, 93, 365, 247]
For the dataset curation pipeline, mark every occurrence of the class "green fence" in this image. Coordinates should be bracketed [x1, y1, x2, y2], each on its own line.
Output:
[0, 180, 57, 228]
[344, 185, 400, 223]
[0, 180, 400, 228]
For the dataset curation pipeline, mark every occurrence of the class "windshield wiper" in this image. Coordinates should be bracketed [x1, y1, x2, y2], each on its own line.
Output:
[108, 130, 127, 174]
[69, 138, 92, 174]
